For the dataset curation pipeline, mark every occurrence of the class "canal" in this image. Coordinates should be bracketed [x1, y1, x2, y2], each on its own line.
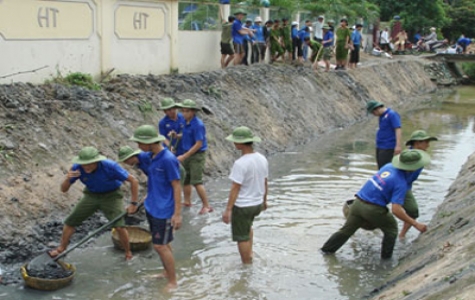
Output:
[3, 87, 475, 300]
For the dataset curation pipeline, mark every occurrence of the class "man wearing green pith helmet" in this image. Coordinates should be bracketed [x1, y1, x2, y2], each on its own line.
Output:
[366, 100, 402, 169]
[321, 149, 430, 259]
[129, 125, 182, 291]
[223, 126, 268, 264]
[49, 147, 139, 261]
[176, 99, 213, 214]
[399, 130, 438, 239]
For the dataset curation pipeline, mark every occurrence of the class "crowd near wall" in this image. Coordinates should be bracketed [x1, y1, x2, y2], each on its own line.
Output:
[0, 0, 373, 84]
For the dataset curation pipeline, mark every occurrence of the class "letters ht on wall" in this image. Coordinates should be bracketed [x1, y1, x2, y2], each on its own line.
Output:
[134, 12, 149, 30]
[38, 7, 59, 28]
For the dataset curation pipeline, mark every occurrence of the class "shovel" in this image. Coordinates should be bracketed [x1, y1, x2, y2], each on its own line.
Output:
[28, 202, 143, 272]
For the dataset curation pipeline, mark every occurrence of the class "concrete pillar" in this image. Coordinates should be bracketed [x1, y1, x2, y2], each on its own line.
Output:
[220, 4, 230, 20]
[293, 12, 300, 24]
[169, 0, 179, 72]
[261, 7, 269, 22]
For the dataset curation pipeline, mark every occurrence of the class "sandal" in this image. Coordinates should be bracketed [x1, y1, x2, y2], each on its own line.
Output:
[182, 202, 192, 207]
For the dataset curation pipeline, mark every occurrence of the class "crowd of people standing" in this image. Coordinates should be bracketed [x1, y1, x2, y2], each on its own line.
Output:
[221, 9, 365, 71]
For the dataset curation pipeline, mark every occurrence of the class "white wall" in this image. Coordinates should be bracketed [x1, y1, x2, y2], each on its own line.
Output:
[177, 31, 221, 73]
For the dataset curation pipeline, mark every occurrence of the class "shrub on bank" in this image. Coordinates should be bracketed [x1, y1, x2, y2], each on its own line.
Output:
[462, 62, 475, 79]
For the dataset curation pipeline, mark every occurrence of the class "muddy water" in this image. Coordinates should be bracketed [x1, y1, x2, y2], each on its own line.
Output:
[4, 87, 475, 300]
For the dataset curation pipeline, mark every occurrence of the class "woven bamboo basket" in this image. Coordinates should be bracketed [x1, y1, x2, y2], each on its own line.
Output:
[111, 226, 152, 251]
[21, 261, 75, 291]
[343, 199, 377, 231]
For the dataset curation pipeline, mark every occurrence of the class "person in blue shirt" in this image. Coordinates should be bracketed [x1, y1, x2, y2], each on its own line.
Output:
[399, 130, 438, 239]
[251, 16, 266, 63]
[414, 31, 421, 44]
[176, 99, 213, 214]
[366, 100, 402, 169]
[321, 149, 430, 259]
[49, 147, 139, 261]
[300, 20, 312, 61]
[129, 125, 182, 291]
[242, 19, 253, 65]
[457, 35, 472, 54]
[118, 146, 151, 176]
[298, 26, 310, 62]
[158, 98, 186, 156]
[232, 9, 254, 66]
[349, 24, 363, 69]
[291, 21, 302, 62]
[322, 25, 334, 71]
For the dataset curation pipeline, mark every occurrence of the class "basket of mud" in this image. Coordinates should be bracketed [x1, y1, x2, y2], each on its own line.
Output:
[21, 261, 76, 291]
[111, 226, 152, 251]
[343, 199, 377, 231]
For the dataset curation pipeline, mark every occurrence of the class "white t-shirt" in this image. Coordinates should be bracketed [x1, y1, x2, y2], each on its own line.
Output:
[380, 31, 390, 44]
[313, 21, 324, 39]
[229, 152, 268, 207]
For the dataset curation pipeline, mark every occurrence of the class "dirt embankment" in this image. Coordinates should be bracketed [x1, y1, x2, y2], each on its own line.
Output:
[0, 60, 436, 270]
[370, 152, 475, 300]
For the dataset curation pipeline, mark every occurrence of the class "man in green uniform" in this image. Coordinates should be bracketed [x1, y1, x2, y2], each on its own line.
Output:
[270, 20, 284, 63]
[221, 16, 235, 68]
[304, 37, 323, 70]
[281, 18, 293, 61]
[335, 18, 351, 70]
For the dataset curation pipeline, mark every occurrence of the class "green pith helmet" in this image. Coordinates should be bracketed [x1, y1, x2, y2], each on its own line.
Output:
[72, 146, 106, 165]
[225, 126, 262, 144]
[392, 149, 431, 171]
[327, 19, 335, 24]
[117, 146, 141, 162]
[366, 100, 384, 113]
[159, 98, 178, 110]
[177, 99, 199, 110]
[405, 130, 438, 146]
[129, 125, 166, 144]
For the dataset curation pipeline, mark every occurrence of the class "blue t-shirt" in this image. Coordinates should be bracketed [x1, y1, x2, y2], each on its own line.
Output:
[458, 37, 471, 46]
[406, 167, 423, 189]
[181, 116, 208, 152]
[356, 164, 410, 207]
[145, 149, 181, 219]
[300, 26, 310, 39]
[70, 160, 129, 193]
[251, 24, 265, 43]
[351, 30, 362, 45]
[158, 113, 186, 156]
[376, 108, 401, 149]
[323, 31, 334, 47]
[414, 33, 421, 44]
[232, 20, 244, 44]
[291, 27, 299, 39]
[136, 151, 152, 176]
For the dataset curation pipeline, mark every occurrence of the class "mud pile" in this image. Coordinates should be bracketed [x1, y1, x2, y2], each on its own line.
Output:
[0, 61, 436, 271]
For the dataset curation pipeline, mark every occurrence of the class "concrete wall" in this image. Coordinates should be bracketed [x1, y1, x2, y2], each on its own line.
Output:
[177, 31, 221, 73]
[0, 1, 274, 84]
[0, 0, 176, 84]
[0, 0, 101, 83]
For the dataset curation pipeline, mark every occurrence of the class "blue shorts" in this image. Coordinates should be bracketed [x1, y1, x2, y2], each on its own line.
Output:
[146, 212, 174, 245]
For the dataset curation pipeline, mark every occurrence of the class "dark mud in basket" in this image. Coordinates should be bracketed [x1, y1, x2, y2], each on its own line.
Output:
[26, 261, 73, 279]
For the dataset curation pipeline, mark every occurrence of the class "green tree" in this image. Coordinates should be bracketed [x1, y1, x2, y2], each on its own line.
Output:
[368, 0, 449, 34]
[444, 0, 475, 40]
